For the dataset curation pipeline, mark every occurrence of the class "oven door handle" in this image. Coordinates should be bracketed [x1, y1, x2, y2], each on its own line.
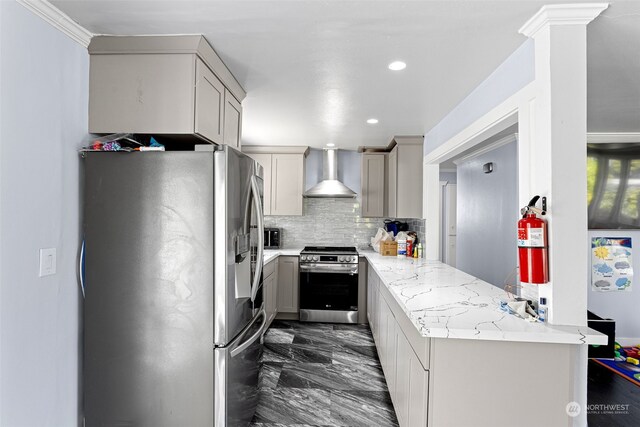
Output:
[300, 264, 358, 274]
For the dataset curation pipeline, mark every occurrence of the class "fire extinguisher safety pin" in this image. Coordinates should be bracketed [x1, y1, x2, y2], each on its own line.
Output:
[520, 195, 547, 218]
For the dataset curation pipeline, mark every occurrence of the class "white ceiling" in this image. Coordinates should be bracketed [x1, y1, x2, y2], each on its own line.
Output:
[51, 0, 640, 150]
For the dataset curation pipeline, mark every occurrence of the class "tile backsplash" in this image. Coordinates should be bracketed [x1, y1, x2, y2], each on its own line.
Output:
[265, 198, 425, 249]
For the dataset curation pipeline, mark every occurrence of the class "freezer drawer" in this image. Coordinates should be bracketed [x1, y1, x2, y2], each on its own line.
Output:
[215, 308, 266, 426]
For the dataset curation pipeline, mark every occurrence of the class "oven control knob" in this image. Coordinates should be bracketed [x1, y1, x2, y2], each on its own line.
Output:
[338, 256, 344, 262]
[312, 256, 319, 261]
[301, 255, 306, 261]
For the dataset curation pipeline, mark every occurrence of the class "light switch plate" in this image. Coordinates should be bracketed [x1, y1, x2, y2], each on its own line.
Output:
[39, 248, 57, 277]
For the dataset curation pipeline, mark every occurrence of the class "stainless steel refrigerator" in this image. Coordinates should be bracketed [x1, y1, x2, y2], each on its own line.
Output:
[83, 146, 265, 426]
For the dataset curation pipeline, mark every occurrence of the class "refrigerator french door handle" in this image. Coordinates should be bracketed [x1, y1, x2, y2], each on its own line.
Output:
[230, 308, 266, 358]
[250, 174, 264, 302]
[78, 239, 85, 298]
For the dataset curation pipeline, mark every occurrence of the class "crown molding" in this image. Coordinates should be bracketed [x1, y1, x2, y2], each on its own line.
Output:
[587, 132, 640, 144]
[519, 3, 609, 38]
[17, 0, 93, 47]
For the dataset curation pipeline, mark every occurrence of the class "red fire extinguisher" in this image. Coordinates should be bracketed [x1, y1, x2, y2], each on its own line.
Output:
[518, 196, 548, 284]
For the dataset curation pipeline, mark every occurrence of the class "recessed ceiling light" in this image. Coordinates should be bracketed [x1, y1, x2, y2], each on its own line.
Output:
[326, 143, 335, 147]
[388, 61, 406, 71]
[367, 118, 379, 124]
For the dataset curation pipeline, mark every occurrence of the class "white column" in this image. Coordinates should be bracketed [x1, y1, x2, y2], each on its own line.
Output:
[520, 6, 607, 426]
[424, 163, 441, 260]
[519, 3, 608, 326]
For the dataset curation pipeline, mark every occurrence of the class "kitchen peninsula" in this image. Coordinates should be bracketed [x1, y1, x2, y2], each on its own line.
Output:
[361, 250, 606, 427]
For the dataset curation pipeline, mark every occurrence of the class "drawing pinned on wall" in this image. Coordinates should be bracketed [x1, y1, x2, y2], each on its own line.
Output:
[592, 237, 633, 292]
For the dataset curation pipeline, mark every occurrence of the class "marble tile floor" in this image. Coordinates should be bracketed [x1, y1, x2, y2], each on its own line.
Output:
[250, 320, 399, 427]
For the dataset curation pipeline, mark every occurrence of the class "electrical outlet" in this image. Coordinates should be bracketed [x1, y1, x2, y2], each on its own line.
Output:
[39, 248, 57, 277]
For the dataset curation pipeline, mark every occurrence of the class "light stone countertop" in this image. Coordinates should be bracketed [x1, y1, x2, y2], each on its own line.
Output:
[263, 248, 303, 265]
[361, 250, 607, 345]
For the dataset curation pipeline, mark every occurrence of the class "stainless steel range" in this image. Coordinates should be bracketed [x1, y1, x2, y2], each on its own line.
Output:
[299, 246, 359, 323]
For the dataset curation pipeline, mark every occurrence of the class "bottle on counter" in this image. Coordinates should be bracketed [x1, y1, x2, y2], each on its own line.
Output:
[417, 243, 423, 259]
[397, 238, 407, 257]
[406, 239, 414, 258]
[538, 297, 548, 322]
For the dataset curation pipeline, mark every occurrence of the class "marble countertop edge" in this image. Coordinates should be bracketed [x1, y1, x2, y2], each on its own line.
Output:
[263, 248, 303, 264]
[360, 251, 607, 346]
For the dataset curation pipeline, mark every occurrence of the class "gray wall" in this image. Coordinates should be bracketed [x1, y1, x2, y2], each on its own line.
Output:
[0, 2, 88, 425]
[424, 39, 534, 155]
[337, 149, 362, 195]
[588, 230, 640, 341]
[304, 148, 323, 191]
[456, 141, 518, 287]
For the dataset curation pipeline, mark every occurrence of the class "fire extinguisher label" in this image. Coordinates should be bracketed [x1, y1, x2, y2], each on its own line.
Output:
[518, 228, 545, 247]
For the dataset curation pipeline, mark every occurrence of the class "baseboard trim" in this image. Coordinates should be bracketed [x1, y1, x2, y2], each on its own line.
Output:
[275, 312, 299, 321]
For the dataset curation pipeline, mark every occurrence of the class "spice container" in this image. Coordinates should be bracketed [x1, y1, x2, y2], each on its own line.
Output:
[397, 238, 407, 257]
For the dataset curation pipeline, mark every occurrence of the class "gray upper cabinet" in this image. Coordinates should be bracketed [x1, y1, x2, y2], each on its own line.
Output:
[194, 58, 225, 143]
[361, 153, 386, 217]
[272, 154, 305, 216]
[244, 153, 273, 215]
[88, 35, 246, 145]
[387, 147, 398, 217]
[387, 137, 423, 219]
[243, 147, 308, 216]
[223, 89, 243, 149]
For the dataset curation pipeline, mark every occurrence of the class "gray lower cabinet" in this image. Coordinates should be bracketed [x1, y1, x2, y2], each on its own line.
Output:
[88, 35, 245, 146]
[367, 267, 378, 337]
[357, 258, 368, 324]
[264, 258, 278, 328]
[395, 327, 429, 427]
[277, 256, 299, 314]
[368, 261, 578, 427]
[368, 265, 429, 427]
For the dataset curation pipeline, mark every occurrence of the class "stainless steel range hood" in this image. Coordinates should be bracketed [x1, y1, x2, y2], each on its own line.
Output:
[304, 149, 357, 198]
